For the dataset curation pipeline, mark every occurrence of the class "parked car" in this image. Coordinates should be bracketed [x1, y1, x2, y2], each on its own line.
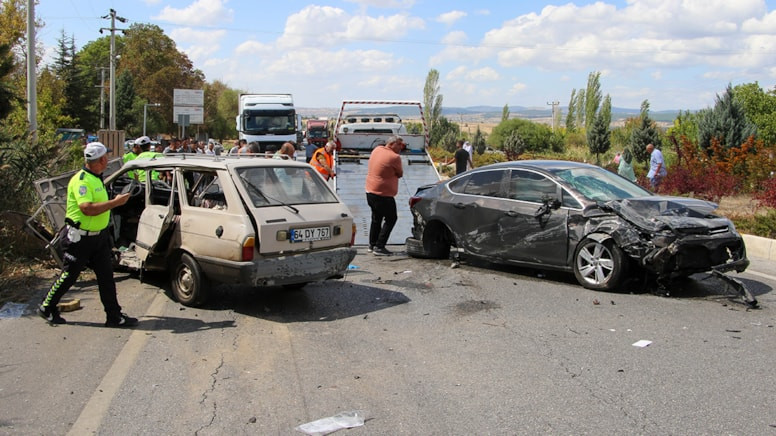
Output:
[34, 154, 357, 306]
[406, 160, 750, 294]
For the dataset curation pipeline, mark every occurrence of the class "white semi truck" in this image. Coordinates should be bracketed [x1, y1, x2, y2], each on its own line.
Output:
[236, 94, 299, 153]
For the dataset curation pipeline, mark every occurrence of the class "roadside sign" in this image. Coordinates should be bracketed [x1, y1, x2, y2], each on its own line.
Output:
[173, 106, 203, 124]
[173, 89, 204, 106]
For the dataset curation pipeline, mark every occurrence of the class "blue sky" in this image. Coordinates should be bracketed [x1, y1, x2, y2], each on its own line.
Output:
[35, 0, 776, 111]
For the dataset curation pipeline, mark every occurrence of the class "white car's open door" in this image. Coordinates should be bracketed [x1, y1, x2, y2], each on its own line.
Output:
[134, 172, 177, 261]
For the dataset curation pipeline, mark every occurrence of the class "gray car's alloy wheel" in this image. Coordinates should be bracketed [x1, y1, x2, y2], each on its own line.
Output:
[573, 238, 626, 291]
[171, 252, 209, 307]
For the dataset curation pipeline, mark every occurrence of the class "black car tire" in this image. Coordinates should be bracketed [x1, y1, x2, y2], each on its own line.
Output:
[573, 238, 626, 291]
[406, 230, 450, 259]
[171, 252, 209, 307]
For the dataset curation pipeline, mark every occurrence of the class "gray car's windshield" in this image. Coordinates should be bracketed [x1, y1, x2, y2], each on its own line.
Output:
[550, 166, 652, 201]
[236, 166, 338, 207]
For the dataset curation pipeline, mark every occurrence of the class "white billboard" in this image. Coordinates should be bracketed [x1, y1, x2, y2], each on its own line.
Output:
[173, 106, 204, 124]
[173, 89, 204, 106]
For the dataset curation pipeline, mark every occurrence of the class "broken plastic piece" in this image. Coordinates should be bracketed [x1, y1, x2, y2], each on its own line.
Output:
[295, 410, 366, 435]
[632, 340, 652, 348]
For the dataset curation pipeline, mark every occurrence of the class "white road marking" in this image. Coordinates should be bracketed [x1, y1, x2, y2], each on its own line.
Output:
[66, 291, 168, 435]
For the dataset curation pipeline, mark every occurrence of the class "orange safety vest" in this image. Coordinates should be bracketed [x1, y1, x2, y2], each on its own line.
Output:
[311, 147, 334, 179]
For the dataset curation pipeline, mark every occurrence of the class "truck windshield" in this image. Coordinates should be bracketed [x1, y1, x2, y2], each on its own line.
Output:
[242, 110, 296, 135]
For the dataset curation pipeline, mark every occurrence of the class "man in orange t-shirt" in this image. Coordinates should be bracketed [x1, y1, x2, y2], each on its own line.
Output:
[365, 135, 404, 256]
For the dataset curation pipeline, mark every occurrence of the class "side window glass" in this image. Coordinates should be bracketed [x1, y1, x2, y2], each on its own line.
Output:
[448, 175, 469, 194]
[508, 170, 557, 203]
[184, 170, 227, 210]
[148, 170, 175, 207]
[462, 170, 505, 197]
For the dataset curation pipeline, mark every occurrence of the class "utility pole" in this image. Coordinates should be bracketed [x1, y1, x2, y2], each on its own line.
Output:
[547, 100, 560, 132]
[101, 9, 126, 131]
[95, 67, 109, 129]
[143, 103, 160, 136]
[26, 0, 37, 134]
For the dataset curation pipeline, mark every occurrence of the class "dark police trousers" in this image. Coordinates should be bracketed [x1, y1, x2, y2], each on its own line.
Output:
[42, 228, 122, 316]
[366, 192, 397, 249]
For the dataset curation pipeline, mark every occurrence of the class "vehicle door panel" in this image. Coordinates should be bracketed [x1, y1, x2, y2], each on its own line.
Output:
[501, 169, 569, 266]
[440, 170, 508, 256]
[134, 169, 176, 260]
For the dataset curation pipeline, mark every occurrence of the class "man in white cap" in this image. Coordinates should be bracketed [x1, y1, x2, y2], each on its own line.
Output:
[38, 142, 138, 327]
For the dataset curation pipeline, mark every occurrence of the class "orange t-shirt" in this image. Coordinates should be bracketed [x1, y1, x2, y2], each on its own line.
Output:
[365, 145, 403, 197]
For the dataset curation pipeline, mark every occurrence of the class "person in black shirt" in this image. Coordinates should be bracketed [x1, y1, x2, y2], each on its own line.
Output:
[446, 140, 473, 175]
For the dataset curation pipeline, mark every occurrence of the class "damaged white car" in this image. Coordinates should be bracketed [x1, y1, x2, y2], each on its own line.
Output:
[406, 160, 756, 306]
[31, 154, 357, 306]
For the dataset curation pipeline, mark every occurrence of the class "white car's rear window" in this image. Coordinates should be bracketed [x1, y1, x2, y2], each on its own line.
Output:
[236, 166, 339, 207]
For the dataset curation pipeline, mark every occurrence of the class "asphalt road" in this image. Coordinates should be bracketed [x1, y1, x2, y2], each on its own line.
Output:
[1, 249, 775, 435]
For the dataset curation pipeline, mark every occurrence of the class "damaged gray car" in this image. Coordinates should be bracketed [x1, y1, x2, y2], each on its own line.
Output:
[406, 160, 754, 305]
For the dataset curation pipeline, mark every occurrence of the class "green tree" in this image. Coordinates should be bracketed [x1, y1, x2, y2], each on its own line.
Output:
[631, 100, 661, 163]
[697, 83, 756, 151]
[575, 88, 585, 130]
[119, 23, 204, 134]
[666, 110, 699, 144]
[565, 89, 576, 132]
[423, 69, 443, 132]
[430, 116, 459, 151]
[116, 69, 137, 133]
[732, 82, 776, 146]
[587, 95, 611, 164]
[490, 118, 563, 154]
[0, 43, 21, 120]
[502, 130, 526, 160]
[501, 104, 509, 122]
[54, 32, 97, 129]
[584, 71, 602, 131]
[472, 126, 486, 155]
[76, 37, 114, 130]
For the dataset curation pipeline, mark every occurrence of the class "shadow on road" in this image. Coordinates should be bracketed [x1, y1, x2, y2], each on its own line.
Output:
[208, 281, 411, 322]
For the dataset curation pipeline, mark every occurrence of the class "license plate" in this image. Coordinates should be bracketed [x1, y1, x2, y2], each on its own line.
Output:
[290, 226, 331, 242]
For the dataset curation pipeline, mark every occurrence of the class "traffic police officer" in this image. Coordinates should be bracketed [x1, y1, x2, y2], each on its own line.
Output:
[38, 142, 138, 327]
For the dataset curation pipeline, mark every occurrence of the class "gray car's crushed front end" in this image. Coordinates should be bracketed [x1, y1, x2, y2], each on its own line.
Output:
[595, 197, 754, 306]
[600, 197, 748, 276]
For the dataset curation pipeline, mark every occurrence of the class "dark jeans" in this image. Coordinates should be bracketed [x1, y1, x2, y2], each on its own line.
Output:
[366, 193, 397, 249]
[42, 228, 122, 316]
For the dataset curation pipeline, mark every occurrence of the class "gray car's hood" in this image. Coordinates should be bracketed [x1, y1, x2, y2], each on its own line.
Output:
[604, 196, 729, 233]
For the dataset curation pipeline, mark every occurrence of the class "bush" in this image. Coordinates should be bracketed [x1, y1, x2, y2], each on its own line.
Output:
[731, 209, 776, 239]
[754, 177, 776, 208]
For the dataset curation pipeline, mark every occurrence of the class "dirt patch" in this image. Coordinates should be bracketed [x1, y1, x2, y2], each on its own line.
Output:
[716, 195, 763, 217]
[454, 299, 501, 316]
[0, 263, 57, 307]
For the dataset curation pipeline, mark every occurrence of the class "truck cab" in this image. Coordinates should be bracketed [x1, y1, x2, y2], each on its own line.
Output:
[236, 94, 298, 153]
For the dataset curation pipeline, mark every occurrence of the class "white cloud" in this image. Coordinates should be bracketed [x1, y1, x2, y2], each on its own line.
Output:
[277, 5, 424, 49]
[441, 31, 467, 45]
[651, 70, 663, 80]
[343, 0, 416, 9]
[474, 0, 776, 74]
[234, 40, 273, 56]
[153, 0, 234, 26]
[507, 83, 527, 95]
[436, 11, 467, 26]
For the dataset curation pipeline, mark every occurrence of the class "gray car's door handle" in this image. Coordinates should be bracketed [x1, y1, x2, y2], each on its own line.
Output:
[454, 203, 467, 209]
[504, 210, 517, 217]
